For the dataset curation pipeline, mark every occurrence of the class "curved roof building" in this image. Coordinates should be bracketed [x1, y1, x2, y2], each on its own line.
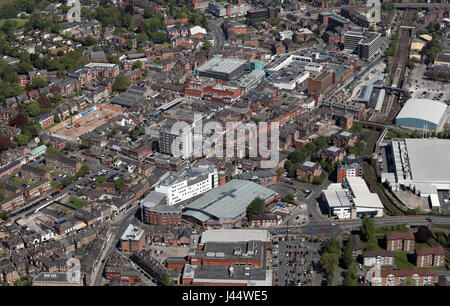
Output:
[395, 99, 447, 131]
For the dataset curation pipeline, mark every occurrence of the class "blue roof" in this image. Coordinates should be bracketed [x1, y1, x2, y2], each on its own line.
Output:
[30, 145, 47, 156]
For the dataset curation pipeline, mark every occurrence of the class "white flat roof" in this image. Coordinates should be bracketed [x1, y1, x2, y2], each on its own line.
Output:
[200, 229, 270, 243]
[404, 138, 450, 184]
[120, 224, 144, 241]
[396, 99, 447, 126]
[346, 177, 384, 209]
[323, 189, 352, 208]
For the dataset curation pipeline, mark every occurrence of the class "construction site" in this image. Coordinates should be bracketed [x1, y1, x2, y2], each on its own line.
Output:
[51, 105, 124, 141]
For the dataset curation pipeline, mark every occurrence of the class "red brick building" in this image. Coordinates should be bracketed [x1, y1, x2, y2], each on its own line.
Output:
[120, 224, 146, 253]
[415, 246, 446, 268]
[321, 146, 346, 164]
[333, 131, 358, 148]
[144, 205, 182, 227]
[36, 113, 55, 129]
[296, 161, 322, 182]
[248, 213, 281, 227]
[307, 70, 336, 99]
[367, 269, 438, 286]
[385, 231, 415, 252]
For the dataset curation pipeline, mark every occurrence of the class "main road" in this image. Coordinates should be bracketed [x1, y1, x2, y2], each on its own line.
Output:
[92, 204, 141, 286]
[269, 215, 450, 237]
[208, 19, 225, 51]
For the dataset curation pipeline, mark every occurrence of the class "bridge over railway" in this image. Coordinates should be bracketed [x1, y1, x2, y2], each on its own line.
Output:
[373, 84, 408, 93]
[354, 120, 411, 132]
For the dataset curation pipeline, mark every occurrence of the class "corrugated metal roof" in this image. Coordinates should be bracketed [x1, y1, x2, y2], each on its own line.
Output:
[183, 180, 278, 223]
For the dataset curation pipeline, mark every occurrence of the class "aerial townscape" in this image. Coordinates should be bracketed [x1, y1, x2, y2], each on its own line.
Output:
[0, 0, 449, 290]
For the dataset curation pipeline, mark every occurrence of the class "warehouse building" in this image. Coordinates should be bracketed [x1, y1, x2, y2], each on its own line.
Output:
[395, 99, 448, 131]
[182, 180, 279, 227]
[322, 176, 384, 219]
[382, 138, 450, 210]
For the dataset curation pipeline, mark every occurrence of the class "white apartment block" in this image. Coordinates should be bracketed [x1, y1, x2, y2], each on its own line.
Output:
[156, 165, 218, 205]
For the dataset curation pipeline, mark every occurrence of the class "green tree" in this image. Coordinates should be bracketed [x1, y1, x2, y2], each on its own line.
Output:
[342, 272, 357, 286]
[94, 176, 108, 187]
[114, 177, 125, 190]
[360, 217, 376, 241]
[133, 60, 142, 70]
[324, 237, 341, 257]
[246, 197, 266, 217]
[26, 101, 42, 117]
[276, 168, 285, 176]
[29, 76, 48, 90]
[281, 193, 295, 204]
[160, 273, 173, 286]
[112, 73, 130, 92]
[80, 137, 93, 149]
[342, 240, 354, 269]
[76, 165, 90, 178]
[203, 41, 212, 49]
[47, 146, 59, 154]
[320, 252, 339, 275]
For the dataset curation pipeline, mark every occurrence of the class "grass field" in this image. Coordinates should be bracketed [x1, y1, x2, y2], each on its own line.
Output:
[394, 252, 415, 270]
[415, 242, 430, 248]
[432, 224, 450, 230]
[67, 197, 88, 209]
[39, 164, 65, 176]
[0, 18, 28, 28]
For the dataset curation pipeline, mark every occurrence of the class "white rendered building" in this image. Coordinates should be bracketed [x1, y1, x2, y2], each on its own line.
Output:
[156, 165, 218, 205]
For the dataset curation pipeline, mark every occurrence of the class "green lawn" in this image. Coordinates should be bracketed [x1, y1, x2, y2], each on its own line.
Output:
[363, 238, 384, 251]
[8, 176, 29, 186]
[39, 164, 65, 176]
[0, 18, 28, 28]
[67, 197, 88, 209]
[394, 252, 415, 270]
[415, 242, 430, 248]
[432, 224, 450, 230]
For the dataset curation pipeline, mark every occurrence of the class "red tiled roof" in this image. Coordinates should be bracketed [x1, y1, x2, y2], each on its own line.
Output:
[385, 231, 415, 240]
[380, 269, 437, 277]
[415, 246, 445, 256]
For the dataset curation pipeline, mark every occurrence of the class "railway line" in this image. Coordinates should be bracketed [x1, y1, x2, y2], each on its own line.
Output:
[381, 9, 416, 124]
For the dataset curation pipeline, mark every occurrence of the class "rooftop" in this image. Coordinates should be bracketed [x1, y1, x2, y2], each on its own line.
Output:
[120, 224, 144, 242]
[200, 229, 271, 243]
[396, 98, 447, 126]
[197, 57, 247, 75]
[183, 180, 279, 224]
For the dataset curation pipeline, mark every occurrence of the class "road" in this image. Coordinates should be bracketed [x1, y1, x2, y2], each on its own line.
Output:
[268, 215, 450, 238]
[92, 204, 141, 286]
[208, 19, 225, 51]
